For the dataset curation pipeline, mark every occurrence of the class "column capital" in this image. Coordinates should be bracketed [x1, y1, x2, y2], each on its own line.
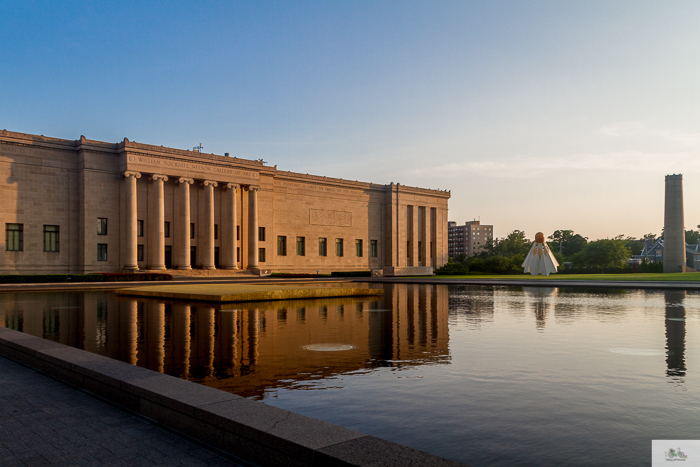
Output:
[152, 174, 169, 182]
[123, 171, 141, 179]
[247, 185, 260, 192]
[226, 183, 240, 190]
[202, 180, 219, 188]
[178, 177, 194, 185]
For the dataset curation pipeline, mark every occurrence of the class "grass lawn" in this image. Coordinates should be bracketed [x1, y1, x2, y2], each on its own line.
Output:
[430, 272, 700, 281]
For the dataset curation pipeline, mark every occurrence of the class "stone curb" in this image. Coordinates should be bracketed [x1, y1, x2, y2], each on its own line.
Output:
[359, 277, 700, 289]
[0, 326, 464, 467]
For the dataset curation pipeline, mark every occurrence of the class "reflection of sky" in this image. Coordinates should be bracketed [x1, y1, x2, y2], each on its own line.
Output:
[2, 285, 700, 466]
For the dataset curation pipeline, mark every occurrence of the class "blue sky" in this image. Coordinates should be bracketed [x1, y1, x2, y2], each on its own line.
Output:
[2, 1, 699, 240]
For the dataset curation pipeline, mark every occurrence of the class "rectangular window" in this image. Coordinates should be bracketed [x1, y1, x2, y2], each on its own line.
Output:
[430, 241, 433, 258]
[236, 246, 240, 262]
[6, 223, 23, 251]
[259, 248, 266, 262]
[236, 225, 240, 240]
[370, 240, 378, 258]
[190, 223, 195, 239]
[97, 243, 108, 261]
[43, 225, 59, 252]
[355, 239, 363, 257]
[297, 236, 305, 256]
[97, 218, 108, 235]
[259, 227, 265, 242]
[137, 220, 144, 237]
[319, 237, 327, 257]
[277, 236, 287, 256]
[137, 244, 144, 261]
[336, 238, 344, 257]
[214, 224, 218, 240]
[164, 221, 170, 238]
[418, 241, 422, 262]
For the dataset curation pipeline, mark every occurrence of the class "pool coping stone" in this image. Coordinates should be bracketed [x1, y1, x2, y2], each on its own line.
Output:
[0, 325, 464, 466]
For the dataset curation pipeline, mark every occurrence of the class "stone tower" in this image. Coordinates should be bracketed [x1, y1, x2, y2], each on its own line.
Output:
[664, 174, 686, 273]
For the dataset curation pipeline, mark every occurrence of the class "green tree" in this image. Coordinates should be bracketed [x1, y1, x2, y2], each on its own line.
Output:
[572, 239, 631, 272]
[484, 230, 531, 257]
[624, 237, 645, 256]
[547, 230, 588, 258]
[685, 226, 700, 245]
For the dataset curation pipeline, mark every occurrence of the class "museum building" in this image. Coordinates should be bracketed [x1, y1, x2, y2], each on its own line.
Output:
[0, 130, 450, 275]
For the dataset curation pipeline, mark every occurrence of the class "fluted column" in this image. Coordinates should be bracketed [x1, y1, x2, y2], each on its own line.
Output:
[151, 174, 169, 270]
[248, 185, 260, 269]
[225, 183, 240, 269]
[202, 180, 218, 270]
[177, 178, 194, 270]
[123, 171, 141, 271]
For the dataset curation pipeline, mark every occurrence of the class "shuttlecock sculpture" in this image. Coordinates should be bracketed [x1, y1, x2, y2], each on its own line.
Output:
[522, 232, 559, 276]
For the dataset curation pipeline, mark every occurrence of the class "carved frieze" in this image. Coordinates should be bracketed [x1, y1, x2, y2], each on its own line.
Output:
[309, 209, 352, 227]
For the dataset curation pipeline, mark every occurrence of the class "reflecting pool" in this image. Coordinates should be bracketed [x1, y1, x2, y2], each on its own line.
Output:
[2, 283, 699, 466]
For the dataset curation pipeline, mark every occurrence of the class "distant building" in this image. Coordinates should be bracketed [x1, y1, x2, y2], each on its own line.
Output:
[448, 220, 493, 258]
[635, 238, 700, 271]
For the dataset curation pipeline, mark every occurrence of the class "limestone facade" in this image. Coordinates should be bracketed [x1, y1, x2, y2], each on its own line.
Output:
[0, 130, 450, 275]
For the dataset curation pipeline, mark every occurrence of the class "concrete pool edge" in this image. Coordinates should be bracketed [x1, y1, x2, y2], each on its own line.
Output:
[0, 327, 463, 467]
[359, 277, 700, 289]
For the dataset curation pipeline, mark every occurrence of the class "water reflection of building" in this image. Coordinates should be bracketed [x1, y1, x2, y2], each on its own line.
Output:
[664, 290, 686, 381]
[446, 285, 495, 329]
[0, 284, 450, 399]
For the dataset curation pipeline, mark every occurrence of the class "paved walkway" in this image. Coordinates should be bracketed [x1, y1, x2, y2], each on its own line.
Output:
[0, 356, 245, 466]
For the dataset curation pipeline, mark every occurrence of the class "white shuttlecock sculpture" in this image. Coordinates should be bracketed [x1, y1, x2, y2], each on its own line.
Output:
[522, 232, 559, 276]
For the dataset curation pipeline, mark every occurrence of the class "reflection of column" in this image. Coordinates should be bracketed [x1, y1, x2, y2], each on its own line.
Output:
[246, 309, 259, 366]
[202, 181, 218, 270]
[198, 306, 216, 376]
[247, 186, 260, 269]
[123, 171, 141, 271]
[147, 301, 165, 373]
[225, 184, 240, 269]
[177, 178, 194, 270]
[665, 290, 686, 378]
[120, 299, 138, 365]
[172, 304, 191, 377]
[151, 174, 169, 270]
[82, 295, 97, 353]
[219, 310, 238, 369]
[107, 299, 120, 359]
[407, 284, 415, 347]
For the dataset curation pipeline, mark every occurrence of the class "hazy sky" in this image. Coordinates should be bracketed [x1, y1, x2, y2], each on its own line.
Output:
[2, 1, 699, 240]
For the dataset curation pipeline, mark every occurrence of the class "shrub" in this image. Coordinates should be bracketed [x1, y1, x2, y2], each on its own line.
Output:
[330, 271, 372, 277]
[434, 262, 468, 275]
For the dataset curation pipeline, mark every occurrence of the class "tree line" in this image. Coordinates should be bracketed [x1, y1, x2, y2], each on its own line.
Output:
[437, 226, 700, 275]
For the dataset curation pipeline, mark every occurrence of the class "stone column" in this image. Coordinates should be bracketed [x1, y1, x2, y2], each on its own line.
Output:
[225, 183, 240, 269]
[664, 174, 685, 273]
[123, 171, 141, 271]
[151, 174, 169, 270]
[177, 178, 194, 269]
[247, 185, 260, 269]
[202, 180, 218, 270]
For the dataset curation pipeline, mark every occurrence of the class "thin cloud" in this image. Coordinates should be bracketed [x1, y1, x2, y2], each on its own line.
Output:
[408, 151, 700, 179]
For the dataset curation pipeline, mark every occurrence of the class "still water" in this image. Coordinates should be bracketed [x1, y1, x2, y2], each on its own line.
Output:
[1, 283, 699, 466]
